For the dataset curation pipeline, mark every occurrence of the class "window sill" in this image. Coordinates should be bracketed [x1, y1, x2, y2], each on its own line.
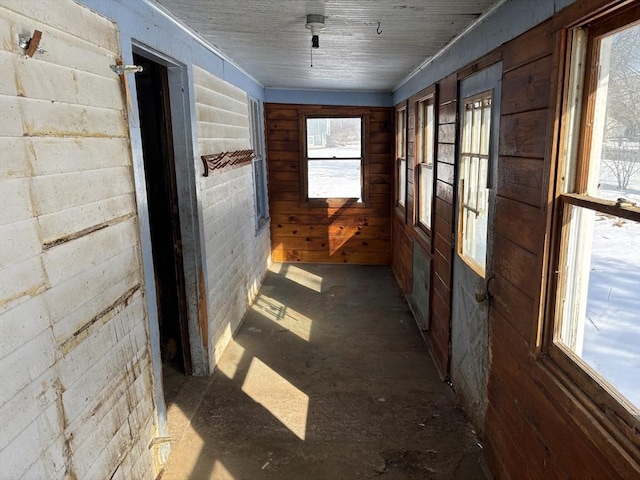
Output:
[301, 198, 367, 209]
[539, 351, 640, 465]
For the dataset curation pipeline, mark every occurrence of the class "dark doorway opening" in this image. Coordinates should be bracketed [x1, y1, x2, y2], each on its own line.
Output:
[133, 53, 192, 376]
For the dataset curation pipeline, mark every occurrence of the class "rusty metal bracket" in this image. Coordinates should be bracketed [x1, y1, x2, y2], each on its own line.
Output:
[19, 30, 44, 57]
[201, 149, 254, 177]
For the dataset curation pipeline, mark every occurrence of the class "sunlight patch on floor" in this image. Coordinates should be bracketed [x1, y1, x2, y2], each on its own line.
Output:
[181, 432, 205, 478]
[213, 323, 235, 366]
[210, 460, 235, 480]
[216, 340, 246, 380]
[283, 264, 324, 292]
[242, 357, 309, 440]
[252, 295, 313, 341]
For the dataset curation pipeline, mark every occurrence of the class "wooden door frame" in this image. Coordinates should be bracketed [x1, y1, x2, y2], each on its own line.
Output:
[126, 41, 207, 461]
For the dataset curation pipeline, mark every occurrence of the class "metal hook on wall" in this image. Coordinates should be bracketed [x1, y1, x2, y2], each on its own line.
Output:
[18, 30, 45, 57]
[377, 22, 382, 35]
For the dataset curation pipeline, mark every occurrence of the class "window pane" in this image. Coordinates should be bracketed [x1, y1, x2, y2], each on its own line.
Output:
[459, 93, 492, 275]
[251, 100, 260, 150]
[397, 109, 406, 208]
[398, 158, 406, 206]
[463, 107, 472, 152]
[417, 104, 425, 163]
[462, 155, 471, 205]
[588, 24, 640, 201]
[417, 100, 434, 166]
[425, 103, 434, 166]
[307, 118, 362, 158]
[481, 98, 491, 155]
[308, 160, 361, 199]
[558, 205, 640, 409]
[419, 165, 433, 228]
[397, 110, 406, 158]
[478, 156, 488, 210]
[472, 101, 481, 153]
[461, 206, 487, 270]
[249, 98, 266, 222]
[254, 158, 264, 217]
[469, 156, 479, 210]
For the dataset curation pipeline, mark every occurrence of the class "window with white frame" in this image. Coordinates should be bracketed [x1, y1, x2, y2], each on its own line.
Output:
[396, 107, 407, 209]
[248, 96, 268, 227]
[549, 11, 640, 423]
[458, 92, 492, 276]
[305, 116, 363, 200]
[416, 97, 435, 232]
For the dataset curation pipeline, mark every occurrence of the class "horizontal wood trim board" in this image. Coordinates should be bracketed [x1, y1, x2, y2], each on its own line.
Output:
[272, 237, 390, 251]
[270, 213, 389, 226]
[272, 247, 391, 265]
[272, 224, 390, 238]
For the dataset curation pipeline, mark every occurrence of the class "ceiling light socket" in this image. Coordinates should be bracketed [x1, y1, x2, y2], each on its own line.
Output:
[306, 14, 326, 49]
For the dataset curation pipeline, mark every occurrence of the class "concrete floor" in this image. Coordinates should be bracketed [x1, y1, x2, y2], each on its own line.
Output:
[160, 263, 490, 480]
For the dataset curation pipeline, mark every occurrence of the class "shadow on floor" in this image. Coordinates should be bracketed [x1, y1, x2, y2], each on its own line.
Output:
[160, 263, 489, 480]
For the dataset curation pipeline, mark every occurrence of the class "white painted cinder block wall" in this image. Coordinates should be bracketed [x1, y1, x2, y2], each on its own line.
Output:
[0, 1, 271, 478]
[193, 67, 271, 372]
[0, 1, 157, 478]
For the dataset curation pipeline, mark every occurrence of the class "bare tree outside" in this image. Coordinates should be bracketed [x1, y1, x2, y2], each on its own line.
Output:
[602, 25, 640, 191]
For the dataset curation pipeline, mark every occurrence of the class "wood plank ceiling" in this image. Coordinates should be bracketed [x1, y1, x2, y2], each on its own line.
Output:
[153, 0, 501, 91]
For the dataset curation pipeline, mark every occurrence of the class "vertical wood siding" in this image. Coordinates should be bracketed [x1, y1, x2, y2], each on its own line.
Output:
[193, 67, 271, 369]
[392, 0, 640, 478]
[391, 77, 457, 379]
[430, 75, 457, 378]
[266, 103, 393, 265]
[0, 1, 156, 478]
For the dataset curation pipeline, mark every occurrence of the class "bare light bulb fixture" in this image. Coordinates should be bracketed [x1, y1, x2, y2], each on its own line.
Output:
[305, 14, 325, 49]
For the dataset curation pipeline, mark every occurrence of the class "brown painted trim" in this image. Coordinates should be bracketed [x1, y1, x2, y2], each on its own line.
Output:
[534, 27, 567, 359]
[550, 0, 636, 31]
[457, 48, 504, 81]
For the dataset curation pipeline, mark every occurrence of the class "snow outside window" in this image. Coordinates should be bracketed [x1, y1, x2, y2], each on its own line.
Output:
[306, 117, 362, 200]
[554, 20, 640, 412]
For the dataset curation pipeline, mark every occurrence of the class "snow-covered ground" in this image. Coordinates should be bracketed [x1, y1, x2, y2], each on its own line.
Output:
[580, 165, 640, 408]
[307, 146, 362, 199]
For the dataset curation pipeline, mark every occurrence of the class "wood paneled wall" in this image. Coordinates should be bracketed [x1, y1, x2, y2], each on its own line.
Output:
[430, 76, 457, 378]
[265, 104, 393, 265]
[486, 1, 639, 477]
[393, 0, 640, 478]
[392, 78, 457, 378]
